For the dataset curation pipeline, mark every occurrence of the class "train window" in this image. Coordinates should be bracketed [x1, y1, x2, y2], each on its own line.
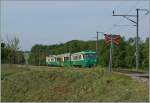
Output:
[57, 58, 61, 61]
[83, 53, 96, 59]
[83, 54, 88, 59]
[73, 56, 78, 60]
[64, 57, 69, 61]
[51, 58, 55, 62]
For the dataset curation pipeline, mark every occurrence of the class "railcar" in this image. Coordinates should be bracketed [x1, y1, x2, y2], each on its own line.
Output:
[46, 50, 96, 67]
[71, 51, 96, 67]
[46, 55, 57, 66]
[56, 53, 71, 67]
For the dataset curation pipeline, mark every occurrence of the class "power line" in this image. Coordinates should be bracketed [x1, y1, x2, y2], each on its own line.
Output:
[113, 24, 136, 27]
[103, 2, 123, 32]
[106, 0, 141, 32]
[96, 2, 123, 33]
[139, 9, 149, 21]
[112, 8, 149, 71]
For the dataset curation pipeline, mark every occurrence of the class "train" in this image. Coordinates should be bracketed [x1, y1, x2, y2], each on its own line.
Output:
[46, 50, 97, 67]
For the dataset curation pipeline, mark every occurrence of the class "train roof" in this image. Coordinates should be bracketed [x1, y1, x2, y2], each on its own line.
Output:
[72, 50, 96, 55]
[46, 50, 95, 58]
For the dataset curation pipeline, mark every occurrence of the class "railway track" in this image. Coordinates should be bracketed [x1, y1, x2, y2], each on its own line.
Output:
[114, 69, 149, 82]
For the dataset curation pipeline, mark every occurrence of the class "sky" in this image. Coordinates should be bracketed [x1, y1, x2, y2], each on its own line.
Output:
[1, 0, 149, 51]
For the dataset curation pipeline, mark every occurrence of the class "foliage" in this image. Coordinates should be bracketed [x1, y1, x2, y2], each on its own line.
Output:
[139, 38, 149, 70]
[5, 35, 20, 51]
[28, 37, 149, 70]
[1, 36, 25, 64]
[1, 64, 149, 102]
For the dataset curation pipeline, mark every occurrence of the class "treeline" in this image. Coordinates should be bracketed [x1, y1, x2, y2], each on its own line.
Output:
[28, 37, 149, 70]
[1, 37, 25, 64]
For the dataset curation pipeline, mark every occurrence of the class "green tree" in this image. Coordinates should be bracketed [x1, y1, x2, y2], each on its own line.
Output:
[28, 37, 149, 71]
[1, 36, 25, 64]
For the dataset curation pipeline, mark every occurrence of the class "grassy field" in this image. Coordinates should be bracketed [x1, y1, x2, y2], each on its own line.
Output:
[1, 64, 149, 102]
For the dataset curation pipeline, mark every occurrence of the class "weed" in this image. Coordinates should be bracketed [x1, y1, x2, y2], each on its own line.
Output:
[1, 64, 149, 102]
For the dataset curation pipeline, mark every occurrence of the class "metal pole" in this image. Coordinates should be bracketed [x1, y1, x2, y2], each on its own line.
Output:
[113, 9, 149, 70]
[69, 44, 72, 66]
[136, 8, 139, 71]
[96, 32, 99, 66]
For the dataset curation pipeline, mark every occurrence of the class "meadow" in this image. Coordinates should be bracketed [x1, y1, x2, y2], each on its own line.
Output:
[1, 64, 149, 102]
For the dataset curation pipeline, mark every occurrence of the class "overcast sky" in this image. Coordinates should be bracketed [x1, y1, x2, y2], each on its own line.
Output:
[1, 0, 149, 51]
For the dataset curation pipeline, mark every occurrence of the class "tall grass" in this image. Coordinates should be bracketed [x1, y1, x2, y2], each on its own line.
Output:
[1, 64, 149, 102]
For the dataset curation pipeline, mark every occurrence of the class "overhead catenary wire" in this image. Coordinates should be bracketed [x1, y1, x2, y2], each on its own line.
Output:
[95, 2, 123, 34]
[103, 2, 124, 32]
[112, 7, 149, 71]
[113, 24, 136, 27]
[106, 0, 141, 33]
[112, 8, 149, 36]
[139, 9, 149, 21]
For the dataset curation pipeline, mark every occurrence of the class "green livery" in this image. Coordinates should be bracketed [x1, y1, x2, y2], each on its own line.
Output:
[46, 50, 96, 67]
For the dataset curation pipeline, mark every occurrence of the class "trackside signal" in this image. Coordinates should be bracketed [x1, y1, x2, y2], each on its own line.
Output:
[104, 34, 121, 45]
[104, 34, 121, 72]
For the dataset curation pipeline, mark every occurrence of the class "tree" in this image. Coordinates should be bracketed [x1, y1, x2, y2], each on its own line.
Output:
[28, 37, 149, 71]
[6, 35, 20, 51]
[1, 36, 25, 64]
[140, 38, 149, 70]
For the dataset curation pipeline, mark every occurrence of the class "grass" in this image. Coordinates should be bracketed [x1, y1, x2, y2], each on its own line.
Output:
[1, 64, 149, 102]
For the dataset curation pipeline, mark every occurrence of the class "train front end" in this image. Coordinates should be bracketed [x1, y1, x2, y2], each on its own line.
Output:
[82, 51, 97, 67]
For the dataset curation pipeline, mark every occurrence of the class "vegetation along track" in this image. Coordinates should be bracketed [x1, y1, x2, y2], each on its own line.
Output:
[1, 64, 149, 102]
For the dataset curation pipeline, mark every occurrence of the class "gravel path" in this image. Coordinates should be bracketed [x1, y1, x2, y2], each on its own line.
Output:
[125, 73, 149, 83]
[115, 71, 149, 83]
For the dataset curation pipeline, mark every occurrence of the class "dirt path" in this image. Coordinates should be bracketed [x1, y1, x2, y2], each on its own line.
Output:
[125, 73, 149, 83]
[115, 71, 149, 83]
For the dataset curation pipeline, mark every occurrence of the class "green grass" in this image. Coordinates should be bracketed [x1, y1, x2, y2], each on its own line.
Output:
[1, 64, 149, 102]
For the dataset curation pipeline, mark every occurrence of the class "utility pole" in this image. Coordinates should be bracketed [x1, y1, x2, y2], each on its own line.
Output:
[96, 32, 104, 66]
[96, 32, 99, 66]
[136, 9, 139, 71]
[112, 8, 149, 70]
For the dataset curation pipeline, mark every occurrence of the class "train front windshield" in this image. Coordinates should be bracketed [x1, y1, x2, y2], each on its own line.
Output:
[83, 53, 96, 59]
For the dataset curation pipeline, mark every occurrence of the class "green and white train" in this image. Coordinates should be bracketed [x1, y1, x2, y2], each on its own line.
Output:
[46, 50, 96, 67]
